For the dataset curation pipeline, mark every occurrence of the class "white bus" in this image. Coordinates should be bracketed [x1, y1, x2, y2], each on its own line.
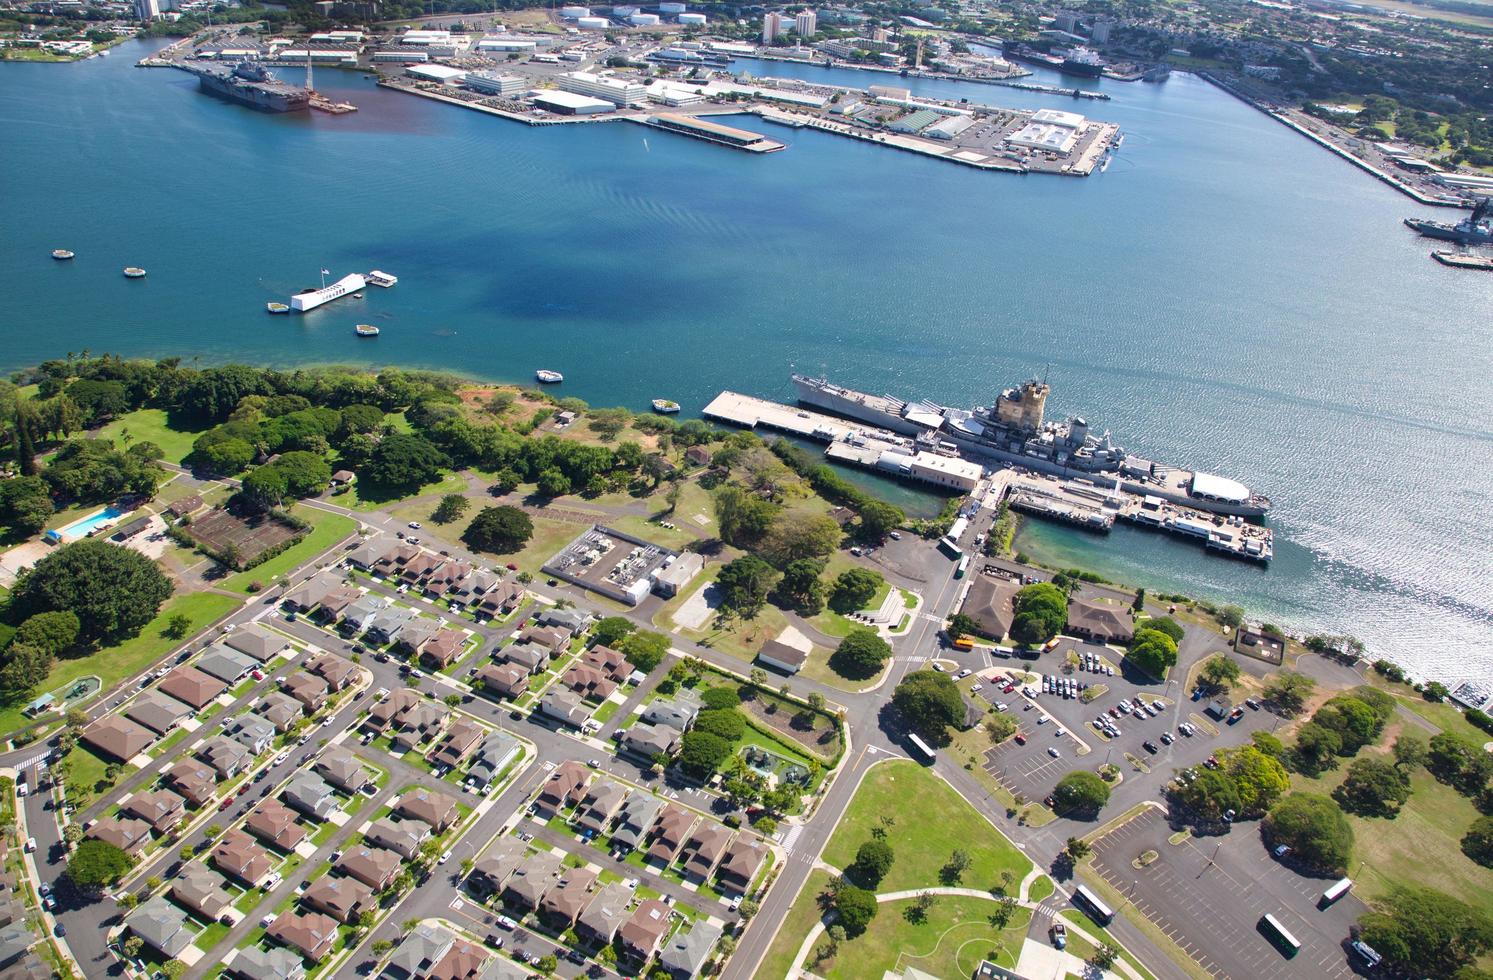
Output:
[1260, 913, 1301, 957]
[1321, 877, 1353, 906]
[955, 555, 970, 579]
[1073, 884, 1114, 924]
[907, 733, 936, 761]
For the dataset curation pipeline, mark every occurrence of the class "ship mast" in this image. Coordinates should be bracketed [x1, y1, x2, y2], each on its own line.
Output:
[305, 44, 314, 93]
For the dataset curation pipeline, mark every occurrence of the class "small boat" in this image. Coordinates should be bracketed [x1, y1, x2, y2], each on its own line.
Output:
[355, 323, 381, 337]
[366, 270, 398, 288]
[266, 302, 291, 314]
[123, 267, 147, 278]
[535, 369, 564, 384]
[651, 399, 681, 414]
[352, 292, 364, 299]
[52, 249, 75, 260]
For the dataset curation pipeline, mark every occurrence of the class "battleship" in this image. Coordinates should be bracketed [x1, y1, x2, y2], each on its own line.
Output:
[185, 61, 310, 113]
[792, 375, 1272, 518]
[1403, 197, 1493, 245]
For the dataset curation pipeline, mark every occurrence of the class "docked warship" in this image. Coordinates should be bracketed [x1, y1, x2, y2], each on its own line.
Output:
[1404, 197, 1493, 245]
[185, 61, 310, 113]
[792, 375, 1272, 518]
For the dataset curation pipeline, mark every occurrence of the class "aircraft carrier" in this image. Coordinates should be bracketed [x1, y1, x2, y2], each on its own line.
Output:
[184, 61, 310, 113]
[792, 375, 1272, 519]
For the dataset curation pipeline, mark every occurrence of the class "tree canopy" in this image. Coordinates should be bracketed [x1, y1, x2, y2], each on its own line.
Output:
[1334, 757, 1411, 817]
[1357, 886, 1493, 978]
[833, 884, 878, 936]
[463, 506, 533, 554]
[1052, 770, 1111, 818]
[849, 840, 894, 887]
[1010, 583, 1067, 645]
[1198, 655, 1241, 691]
[829, 567, 883, 614]
[677, 730, 733, 778]
[11, 539, 172, 643]
[716, 555, 778, 617]
[891, 670, 965, 744]
[617, 630, 670, 673]
[1263, 793, 1353, 872]
[66, 838, 134, 890]
[829, 628, 891, 680]
[15, 610, 81, 655]
[362, 433, 449, 492]
[0, 474, 53, 536]
[1126, 628, 1179, 679]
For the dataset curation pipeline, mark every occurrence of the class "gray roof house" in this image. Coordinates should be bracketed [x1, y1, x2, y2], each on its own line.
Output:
[622, 723, 680, 760]
[196, 736, 251, 779]
[223, 624, 291, 663]
[123, 691, 192, 735]
[499, 642, 548, 675]
[228, 716, 277, 756]
[502, 851, 565, 910]
[659, 920, 723, 980]
[610, 793, 665, 850]
[229, 946, 305, 980]
[314, 747, 371, 794]
[342, 595, 391, 633]
[256, 690, 304, 732]
[171, 864, 235, 922]
[196, 646, 257, 684]
[538, 689, 589, 728]
[467, 837, 527, 898]
[129, 896, 194, 957]
[364, 818, 428, 859]
[283, 570, 343, 612]
[283, 773, 340, 820]
[364, 605, 417, 644]
[577, 881, 635, 945]
[577, 779, 628, 834]
[120, 788, 186, 834]
[302, 875, 374, 924]
[467, 732, 521, 789]
[642, 690, 702, 732]
[535, 607, 590, 636]
[345, 537, 393, 571]
[380, 923, 456, 980]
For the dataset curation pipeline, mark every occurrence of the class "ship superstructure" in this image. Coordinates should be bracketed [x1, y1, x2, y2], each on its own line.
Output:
[1404, 197, 1493, 245]
[185, 61, 310, 113]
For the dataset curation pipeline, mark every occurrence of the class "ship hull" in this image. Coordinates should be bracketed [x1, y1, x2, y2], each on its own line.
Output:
[1403, 217, 1493, 245]
[1059, 59, 1105, 77]
[196, 74, 309, 113]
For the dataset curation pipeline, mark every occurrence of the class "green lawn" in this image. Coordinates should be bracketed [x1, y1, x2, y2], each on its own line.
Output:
[1029, 875, 1055, 903]
[758, 869, 836, 980]
[818, 894, 1032, 979]
[605, 514, 698, 551]
[219, 505, 358, 593]
[823, 760, 1033, 893]
[343, 470, 468, 512]
[591, 699, 623, 725]
[507, 516, 589, 577]
[95, 408, 206, 466]
[0, 591, 242, 739]
[1059, 909, 1160, 980]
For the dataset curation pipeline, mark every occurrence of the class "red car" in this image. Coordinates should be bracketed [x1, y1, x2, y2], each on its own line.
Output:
[217, 795, 235, 811]
[1002, 683, 1016, 694]
[505, 563, 518, 571]
[1013, 733, 1027, 745]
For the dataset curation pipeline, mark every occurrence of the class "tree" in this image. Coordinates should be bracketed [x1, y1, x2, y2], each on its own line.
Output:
[15, 610, 80, 655]
[700, 687, 740, 711]
[849, 839, 894, 887]
[11, 539, 173, 643]
[942, 848, 973, 884]
[1010, 583, 1067, 645]
[1127, 628, 1179, 679]
[693, 708, 747, 742]
[617, 630, 669, 673]
[65, 838, 134, 890]
[713, 484, 780, 547]
[1052, 771, 1111, 817]
[829, 628, 891, 680]
[371, 939, 395, 956]
[775, 558, 826, 615]
[829, 567, 882, 614]
[891, 670, 965, 743]
[1357, 886, 1493, 978]
[1428, 733, 1493, 797]
[463, 506, 533, 554]
[1263, 670, 1316, 715]
[1462, 817, 1493, 868]
[947, 613, 981, 641]
[1218, 744, 1290, 816]
[1263, 793, 1354, 872]
[716, 554, 778, 617]
[122, 935, 144, 958]
[759, 509, 841, 565]
[1218, 604, 1245, 628]
[0, 643, 54, 704]
[1198, 655, 1241, 691]
[834, 884, 878, 935]
[592, 616, 635, 648]
[0, 474, 53, 535]
[807, 692, 826, 712]
[535, 953, 558, 976]
[163, 612, 192, 640]
[677, 731, 732, 778]
[432, 493, 469, 523]
[1313, 695, 1383, 755]
[1293, 722, 1343, 775]
[1091, 943, 1122, 970]
[1393, 732, 1429, 772]
[1065, 837, 1092, 861]
[1335, 757, 1411, 817]
[363, 433, 449, 491]
[857, 500, 904, 541]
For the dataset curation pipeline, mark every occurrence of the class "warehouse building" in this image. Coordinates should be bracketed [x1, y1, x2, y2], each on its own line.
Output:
[532, 90, 614, 115]
[558, 70, 647, 106]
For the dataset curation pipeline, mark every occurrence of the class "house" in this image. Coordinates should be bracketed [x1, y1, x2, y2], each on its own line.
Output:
[213, 829, 273, 887]
[642, 690, 702, 732]
[659, 920, 723, 980]
[196, 736, 251, 779]
[420, 629, 467, 670]
[475, 581, 525, 619]
[372, 543, 421, 576]
[282, 672, 330, 713]
[365, 605, 417, 645]
[429, 718, 485, 769]
[535, 607, 589, 636]
[229, 945, 306, 980]
[224, 624, 291, 662]
[245, 798, 308, 851]
[267, 910, 339, 961]
[561, 663, 617, 702]
[309, 652, 357, 691]
[652, 552, 704, 598]
[475, 662, 528, 699]
[683, 445, 711, 467]
[391, 701, 450, 752]
[450, 567, 499, 605]
[645, 805, 695, 864]
[538, 689, 589, 728]
[302, 875, 373, 923]
[341, 595, 391, 633]
[383, 923, 492, 980]
[682, 825, 732, 880]
[396, 787, 459, 832]
[167, 494, 204, 518]
[577, 779, 628, 834]
[467, 837, 527, 899]
[517, 625, 568, 656]
[283, 571, 343, 613]
[336, 844, 401, 890]
[716, 838, 766, 890]
[959, 573, 1020, 641]
[424, 560, 473, 599]
[399, 552, 444, 588]
[577, 881, 634, 945]
[540, 866, 597, 928]
[159, 666, 228, 709]
[256, 690, 304, 732]
[196, 646, 256, 684]
[365, 688, 420, 734]
[582, 645, 634, 683]
[756, 639, 807, 675]
[622, 723, 680, 761]
[166, 759, 219, 807]
[313, 585, 363, 623]
[283, 773, 340, 820]
[537, 760, 590, 815]
[87, 815, 152, 855]
[128, 896, 194, 957]
[81, 715, 154, 762]
[619, 899, 672, 961]
[345, 537, 392, 570]
[1066, 599, 1135, 646]
[330, 469, 355, 487]
[314, 747, 371, 794]
[364, 818, 428, 859]
[498, 642, 548, 675]
[394, 618, 442, 656]
[610, 792, 665, 850]
[502, 851, 564, 910]
[171, 864, 235, 923]
[120, 788, 186, 834]
[123, 691, 192, 735]
[468, 732, 521, 789]
[228, 716, 277, 756]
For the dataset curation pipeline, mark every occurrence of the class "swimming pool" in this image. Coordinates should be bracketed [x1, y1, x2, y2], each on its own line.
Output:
[51, 506, 125, 541]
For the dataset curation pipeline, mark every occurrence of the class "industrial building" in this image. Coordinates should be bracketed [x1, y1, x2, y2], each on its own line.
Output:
[677, 12, 706, 24]
[531, 90, 614, 115]
[645, 113, 785, 152]
[465, 71, 526, 96]
[559, 70, 647, 107]
[406, 64, 467, 85]
[889, 108, 942, 134]
[576, 16, 610, 29]
[925, 114, 975, 140]
[1006, 109, 1087, 154]
[542, 525, 678, 606]
[477, 36, 537, 52]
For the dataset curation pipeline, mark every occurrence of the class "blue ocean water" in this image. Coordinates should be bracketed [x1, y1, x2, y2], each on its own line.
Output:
[2, 41, 1490, 678]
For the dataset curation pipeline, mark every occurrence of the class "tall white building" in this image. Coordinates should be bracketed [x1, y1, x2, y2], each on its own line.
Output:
[762, 11, 785, 42]
[134, 0, 159, 20]
[557, 70, 647, 107]
[794, 9, 817, 35]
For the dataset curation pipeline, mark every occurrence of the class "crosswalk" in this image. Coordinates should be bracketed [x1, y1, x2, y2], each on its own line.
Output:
[13, 751, 52, 773]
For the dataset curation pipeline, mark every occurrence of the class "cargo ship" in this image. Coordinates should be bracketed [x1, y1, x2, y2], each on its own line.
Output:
[1060, 47, 1106, 78]
[792, 375, 1272, 518]
[290, 273, 366, 312]
[1403, 197, 1493, 245]
[185, 61, 310, 113]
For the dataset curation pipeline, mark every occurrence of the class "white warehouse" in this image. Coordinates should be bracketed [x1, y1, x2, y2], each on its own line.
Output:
[465, 71, 526, 96]
[558, 70, 647, 107]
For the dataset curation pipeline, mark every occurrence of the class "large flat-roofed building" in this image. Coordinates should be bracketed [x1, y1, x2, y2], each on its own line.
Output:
[1006, 109, 1086, 155]
[646, 113, 785, 153]
[532, 90, 614, 116]
[407, 64, 467, 85]
[465, 71, 526, 96]
[558, 71, 647, 107]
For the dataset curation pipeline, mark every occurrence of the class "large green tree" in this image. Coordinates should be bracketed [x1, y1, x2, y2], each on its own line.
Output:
[1462, 816, 1493, 869]
[1334, 757, 1411, 817]
[716, 555, 778, 617]
[362, 433, 449, 492]
[1199, 655, 1242, 691]
[1263, 793, 1354, 872]
[1010, 582, 1067, 645]
[677, 731, 733, 778]
[833, 884, 878, 936]
[11, 540, 172, 642]
[759, 509, 841, 566]
[65, 839, 134, 890]
[1174, 769, 1242, 823]
[1427, 733, 1493, 797]
[829, 567, 883, 614]
[849, 840, 894, 887]
[774, 558, 826, 615]
[0, 474, 54, 535]
[1218, 744, 1290, 816]
[15, 611, 80, 655]
[617, 630, 669, 673]
[1053, 770, 1111, 818]
[892, 670, 965, 743]
[1126, 628, 1179, 679]
[463, 506, 533, 554]
[829, 628, 891, 680]
[1358, 887, 1493, 978]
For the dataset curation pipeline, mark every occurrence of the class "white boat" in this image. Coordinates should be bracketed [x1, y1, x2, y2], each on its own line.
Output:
[266, 302, 290, 314]
[355, 323, 380, 337]
[651, 399, 680, 414]
[535, 369, 564, 384]
[366, 270, 398, 287]
[52, 249, 74, 260]
[290, 273, 366, 312]
[123, 267, 147, 278]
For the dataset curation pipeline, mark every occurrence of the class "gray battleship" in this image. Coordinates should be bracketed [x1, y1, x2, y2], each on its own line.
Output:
[792, 375, 1272, 518]
[1404, 197, 1493, 245]
[185, 61, 310, 113]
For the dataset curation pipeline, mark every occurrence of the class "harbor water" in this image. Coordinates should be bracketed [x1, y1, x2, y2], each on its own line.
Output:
[2, 41, 1491, 679]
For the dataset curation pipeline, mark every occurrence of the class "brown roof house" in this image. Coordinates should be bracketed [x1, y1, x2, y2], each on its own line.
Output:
[256, 691, 305, 732]
[499, 642, 548, 675]
[716, 838, 766, 891]
[245, 799, 309, 852]
[309, 653, 358, 691]
[540, 866, 598, 929]
[120, 788, 186, 834]
[314, 747, 372, 794]
[581, 645, 634, 683]
[81, 715, 154, 762]
[536, 760, 589, 815]
[395, 787, 459, 833]
[224, 624, 291, 663]
[302, 876, 374, 923]
[517, 625, 568, 656]
[87, 816, 152, 856]
[1066, 600, 1135, 646]
[682, 825, 732, 881]
[428, 718, 485, 770]
[960, 573, 1020, 641]
[561, 663, 617, 702]
[213, 829, 273, 888]
[419, 629, 467, 671]
[166, 759, 220, 808]
[267, 910, 339, 961]
[335, 844, 401, 891]
[619, 899, 672, 961]
[475, 662, 529, 699]
[158, 666, 228, 709]
[646, 805, 695, 864]
[282, 672, 330, 713]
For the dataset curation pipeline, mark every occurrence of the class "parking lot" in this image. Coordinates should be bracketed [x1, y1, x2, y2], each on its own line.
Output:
[1090, 808, 1364, 980]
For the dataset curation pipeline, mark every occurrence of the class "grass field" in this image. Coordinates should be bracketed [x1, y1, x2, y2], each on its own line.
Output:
[219, 506, 357, 593]
[815, 894, 1031, 979]
[1059, 909, 1160, 980]
[343, 470, 468, 512]
[94, 408, 206, 466]
[823, 760, 1033, 892]
[758, 869, 835, 980]
[0, 591, 242, 739]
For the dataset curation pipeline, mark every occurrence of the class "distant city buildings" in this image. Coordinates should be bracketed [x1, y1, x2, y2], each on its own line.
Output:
[795, 9, 818, 35]
[762, 12, 785, 43]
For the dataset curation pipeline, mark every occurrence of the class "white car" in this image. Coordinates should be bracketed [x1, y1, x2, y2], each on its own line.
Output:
[956, 669, 972, 679]
[931, 662, 946, 672]
[994, 701, 1008, 712]
[438, 851, 452, 865]
[1048, 747, 1061, 758]
[408, 521, 421, 529]
[1036, 715, 1048, 725]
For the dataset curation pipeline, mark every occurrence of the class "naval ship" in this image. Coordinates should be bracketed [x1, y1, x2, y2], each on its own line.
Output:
[1404, 197, 1493, 245]
[185, 61, 310, 113]
[792, 375, 1272, 518]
